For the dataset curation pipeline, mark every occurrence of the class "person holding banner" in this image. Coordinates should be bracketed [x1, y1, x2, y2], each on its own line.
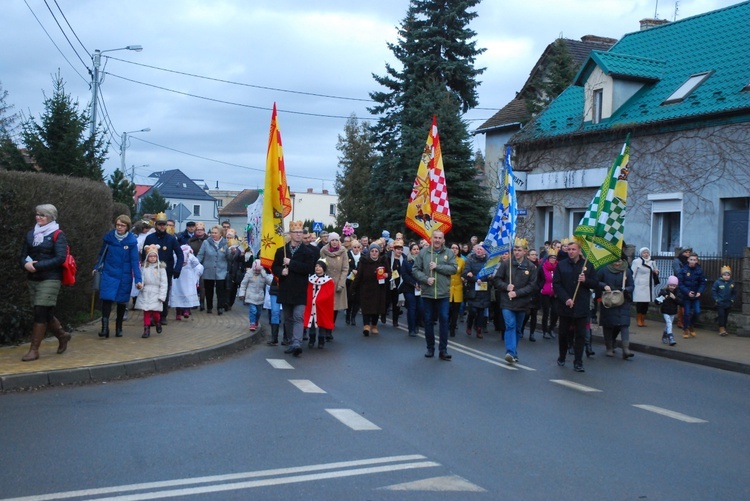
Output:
[493, 238, 537, 364]
[553, 240, 598, 372]
[411, 231, 457, 361]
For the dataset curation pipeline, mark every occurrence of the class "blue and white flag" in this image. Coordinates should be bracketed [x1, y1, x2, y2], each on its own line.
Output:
[478, 146, 517, 278]
[246, 191, 264, 258]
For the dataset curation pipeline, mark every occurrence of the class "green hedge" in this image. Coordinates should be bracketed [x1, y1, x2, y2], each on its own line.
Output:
[0, 170, 114, 345]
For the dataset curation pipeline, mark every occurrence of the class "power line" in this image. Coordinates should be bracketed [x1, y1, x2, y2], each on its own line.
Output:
[130, 136, 336, 182]
[103, 72, 376, 120]
[106, 55, 374, 103]
[52, 0, 90, 57]
[41, 0, 89, 71]
[22, 0, 88, 85]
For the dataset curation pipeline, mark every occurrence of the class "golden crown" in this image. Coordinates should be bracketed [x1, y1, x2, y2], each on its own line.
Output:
[514, 237, 528, 248]
[288, 220, 304, 231]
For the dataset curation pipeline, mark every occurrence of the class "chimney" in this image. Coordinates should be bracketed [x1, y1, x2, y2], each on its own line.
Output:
[215, 181, 219, 189]
[322, 189, 329, 195]
[580, 35, 618, 45]
[639, 18, 669, 31]
[307, 188, 313, 193]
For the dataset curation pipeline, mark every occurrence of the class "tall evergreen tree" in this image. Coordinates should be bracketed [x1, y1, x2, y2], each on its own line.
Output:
[139, 188, 169, 216]
[368, 0, 492, 242]
[524, 38, 577, 117]
[108, 168, 136, 215]
[334, 114, 379, 234]
[21, 72, 108, 181]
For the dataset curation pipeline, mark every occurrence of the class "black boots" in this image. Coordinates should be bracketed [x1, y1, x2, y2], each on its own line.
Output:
[115, 319, 123, 338]
[99, 317, 110, 338]
[142, 326, 150, 338]
[268, 324, 280, 345]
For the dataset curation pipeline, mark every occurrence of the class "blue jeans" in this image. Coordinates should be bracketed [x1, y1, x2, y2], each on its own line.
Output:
[266, 294, 281, 324]
[248, 303, 262, 325]
[502, 309, 526, 357]
[423, 297, 450, 353]
[683, 298, 701, 328]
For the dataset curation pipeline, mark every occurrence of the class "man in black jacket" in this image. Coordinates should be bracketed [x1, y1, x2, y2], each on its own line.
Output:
[553, 240, 598, 372]
[143, 212, 183, 324]
[272, 221, 316, 356]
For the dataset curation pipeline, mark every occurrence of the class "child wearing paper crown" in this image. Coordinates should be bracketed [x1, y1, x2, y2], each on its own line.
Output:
[136, 244, 168, 338]
[239, 259, 271, 332]
[655, 275, 682, 346]
[303, 259, 335, 349]
[711, 266, 736, 336]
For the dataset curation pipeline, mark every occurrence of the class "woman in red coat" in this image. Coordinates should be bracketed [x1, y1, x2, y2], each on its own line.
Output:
[304, 260, 335, 349]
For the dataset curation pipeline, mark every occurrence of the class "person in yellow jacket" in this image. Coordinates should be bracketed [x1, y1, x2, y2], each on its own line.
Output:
[448, 242, 466, 337]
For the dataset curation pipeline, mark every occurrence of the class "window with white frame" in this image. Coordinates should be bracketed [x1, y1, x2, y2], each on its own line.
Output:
[649, 195, 682, 255]
[592, 89, 603, 124]
[329, 204, 336, 216]
[193, 204, 201, 217]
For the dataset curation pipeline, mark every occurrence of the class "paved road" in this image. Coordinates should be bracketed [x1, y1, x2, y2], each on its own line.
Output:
[1, 320, 748, 500]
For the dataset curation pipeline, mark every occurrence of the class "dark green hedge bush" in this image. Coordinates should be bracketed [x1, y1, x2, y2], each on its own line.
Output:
[1, 170, 114, 345]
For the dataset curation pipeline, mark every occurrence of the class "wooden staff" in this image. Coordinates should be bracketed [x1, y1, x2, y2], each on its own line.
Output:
[570, 254, 590, 307]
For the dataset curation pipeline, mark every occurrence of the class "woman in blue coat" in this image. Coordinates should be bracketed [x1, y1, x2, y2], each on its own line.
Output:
[95, 215, 143, 338]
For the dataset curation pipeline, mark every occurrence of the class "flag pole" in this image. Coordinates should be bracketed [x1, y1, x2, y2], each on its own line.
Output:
[570, 238, 590, 307]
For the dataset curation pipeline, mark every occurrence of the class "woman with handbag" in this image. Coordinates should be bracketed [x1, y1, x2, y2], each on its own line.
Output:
[94, 215, 143, 338]
[631, 247, 659, 326]
[598, 254, 635, 359]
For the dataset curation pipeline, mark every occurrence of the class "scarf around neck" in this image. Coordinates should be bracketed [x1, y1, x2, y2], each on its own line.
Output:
[33, 221, 59, 246]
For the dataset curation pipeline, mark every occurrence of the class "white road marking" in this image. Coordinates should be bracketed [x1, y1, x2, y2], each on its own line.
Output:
[0, 455, 433, 501]
[633, 404, 708, 423]
[326, 408, 382, 430]
[550, 379, 603, 392]
[381, 475, 486, 492]
[289, 379, 326, 393]
[266, 358, 293, 369]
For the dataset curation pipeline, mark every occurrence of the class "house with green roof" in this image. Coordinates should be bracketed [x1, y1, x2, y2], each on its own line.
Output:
[509, 1, 750, 257]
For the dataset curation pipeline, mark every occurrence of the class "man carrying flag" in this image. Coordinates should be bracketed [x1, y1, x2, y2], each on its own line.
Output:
[407, 116, 457, 361]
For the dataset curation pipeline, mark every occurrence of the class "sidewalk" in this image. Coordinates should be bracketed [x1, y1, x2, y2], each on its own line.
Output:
[591, 317, 750, 375]
[0, 307, 259, 392]
[1, 309, 749, 392]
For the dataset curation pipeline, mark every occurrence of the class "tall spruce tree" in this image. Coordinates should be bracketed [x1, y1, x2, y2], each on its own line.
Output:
[368, 0, 492, 243]
[334, 115, 379, 234]
[108, 168, 136, 215]
[21, 72, 107, 181]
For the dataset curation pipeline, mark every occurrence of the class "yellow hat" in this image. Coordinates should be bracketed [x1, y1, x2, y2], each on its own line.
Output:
[560, 237, 570, 245]
[155, 212, 168, 223]
[721, 265, 731, 275]
[513, 237, 528, 249]
[289, 220, 303, 231]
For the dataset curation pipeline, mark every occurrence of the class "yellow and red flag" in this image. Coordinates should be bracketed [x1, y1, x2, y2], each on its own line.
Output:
[260, 103, 292, 269]
[405, 115, 452, 241]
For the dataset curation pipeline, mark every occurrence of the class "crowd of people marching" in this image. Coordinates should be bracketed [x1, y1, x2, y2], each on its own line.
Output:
[19, 206, 737, 371]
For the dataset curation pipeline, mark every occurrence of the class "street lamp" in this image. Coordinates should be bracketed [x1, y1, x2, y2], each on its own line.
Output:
[130, 164, 150, 184]
[120, 128, 151, 181]
[89, 45, 143, 137]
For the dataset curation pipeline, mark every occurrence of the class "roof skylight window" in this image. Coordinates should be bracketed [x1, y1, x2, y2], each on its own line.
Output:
[663, 72, 711, 104]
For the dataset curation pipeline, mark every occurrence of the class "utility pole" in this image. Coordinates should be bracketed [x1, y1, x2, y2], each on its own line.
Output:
[89, 45, 143, 137]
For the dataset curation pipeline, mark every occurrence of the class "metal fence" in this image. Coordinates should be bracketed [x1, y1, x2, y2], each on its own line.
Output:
[653, 254, 743, 310]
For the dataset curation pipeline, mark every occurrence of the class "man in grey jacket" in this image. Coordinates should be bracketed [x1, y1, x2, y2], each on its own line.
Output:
[412, 230, 457, 360]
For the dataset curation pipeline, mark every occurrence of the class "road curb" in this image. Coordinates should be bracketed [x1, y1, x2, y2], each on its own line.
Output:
[0, 330, 262, 392]
[592, 333, 750, 375]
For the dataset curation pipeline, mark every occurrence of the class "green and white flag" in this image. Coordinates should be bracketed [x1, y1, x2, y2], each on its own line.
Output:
[574, 134, 631, 269]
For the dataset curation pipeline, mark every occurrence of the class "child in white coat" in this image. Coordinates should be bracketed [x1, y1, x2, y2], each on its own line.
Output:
[170, 244, 204, 320]
[136, 245, 168, 338]
[239, 260, 271, 332]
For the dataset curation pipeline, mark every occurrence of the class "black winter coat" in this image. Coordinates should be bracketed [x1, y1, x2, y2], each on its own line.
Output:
[553, 256, 598, 318]
[21, 229, 67, 282]
[272, 243, 316, 305]
[494, 257, 538, 311]
[596, 265, 634, 327]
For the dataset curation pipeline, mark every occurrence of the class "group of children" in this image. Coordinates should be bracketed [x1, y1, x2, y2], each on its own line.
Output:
[656, 260, 736, 345]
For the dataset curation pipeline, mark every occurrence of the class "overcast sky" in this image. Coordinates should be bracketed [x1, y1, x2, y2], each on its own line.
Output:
[1, 0, 739, 193]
